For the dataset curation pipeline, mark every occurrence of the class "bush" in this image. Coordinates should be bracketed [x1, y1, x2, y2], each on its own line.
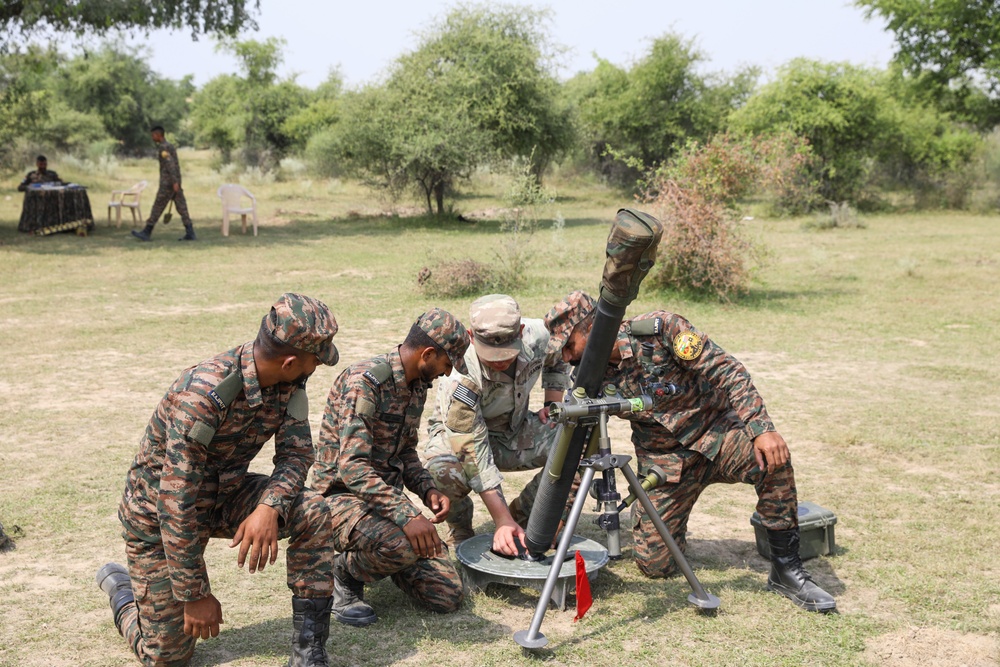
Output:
[304, 128, 342, 179]
[417, 260, 494, 298]
[644, 133, 812, 300]
[802, 201, 867, 230]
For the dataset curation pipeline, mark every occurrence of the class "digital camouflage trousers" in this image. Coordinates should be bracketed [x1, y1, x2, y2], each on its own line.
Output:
[117, 474, 334, 666]
[325, 493, 464, 614]
[630, 420, 797, 578]
[147, 184, 191, 227]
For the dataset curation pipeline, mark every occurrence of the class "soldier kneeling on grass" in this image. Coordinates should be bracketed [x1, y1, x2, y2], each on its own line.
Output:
[547, 291, 837, 613]
[96, 293, 341, 667]
[310, 309, 471, 627]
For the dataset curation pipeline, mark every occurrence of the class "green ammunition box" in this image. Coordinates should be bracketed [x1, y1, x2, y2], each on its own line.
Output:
[750, 500, 837, 561]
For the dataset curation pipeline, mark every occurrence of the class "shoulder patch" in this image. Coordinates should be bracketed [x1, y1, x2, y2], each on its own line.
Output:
[361, 360, 392, 389]
[672, 331, 704, 361]
[286, 389, 308, 422]
[208, 372, 243, 411]
[627, 317, 663, 337]
[453, 383, 479, 409]
[160, 150, 170, 159]
[356, 397, 376, 417]
[189, 421, 216, 446]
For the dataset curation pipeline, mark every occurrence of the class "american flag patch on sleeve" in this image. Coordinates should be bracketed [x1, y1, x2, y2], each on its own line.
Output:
[453, 384, 479, 408]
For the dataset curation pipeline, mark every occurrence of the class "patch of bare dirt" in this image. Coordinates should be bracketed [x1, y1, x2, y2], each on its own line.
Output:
[864, 627, 998, 667]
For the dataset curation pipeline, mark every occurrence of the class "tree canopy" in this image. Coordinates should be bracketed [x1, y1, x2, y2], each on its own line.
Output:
[857, 0, 1000, 91]
[1, 0, 260, 41]
[327, 3, 572, 214]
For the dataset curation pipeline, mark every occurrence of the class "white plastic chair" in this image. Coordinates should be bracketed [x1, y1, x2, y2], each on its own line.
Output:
[107, 180, 147, 228]
[217, 184, 259, 236]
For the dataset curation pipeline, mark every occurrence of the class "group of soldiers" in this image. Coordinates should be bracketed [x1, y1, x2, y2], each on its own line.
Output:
[95, 288, 836, 667]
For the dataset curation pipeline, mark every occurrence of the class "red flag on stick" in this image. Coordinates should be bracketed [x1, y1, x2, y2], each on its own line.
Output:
[574, 550, 592, 621]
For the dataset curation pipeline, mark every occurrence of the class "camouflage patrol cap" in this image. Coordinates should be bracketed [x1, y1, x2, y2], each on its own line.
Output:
[415, 308, 470, 374]
[470, 294, 522, 363]
[544, 290, 596, 357]
[264, 293, 339, 365]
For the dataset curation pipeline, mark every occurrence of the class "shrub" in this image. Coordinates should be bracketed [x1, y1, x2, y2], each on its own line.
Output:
[802, 201, 867, 230]
[644, 133, 812, 300]
[417, 260, 494, 298]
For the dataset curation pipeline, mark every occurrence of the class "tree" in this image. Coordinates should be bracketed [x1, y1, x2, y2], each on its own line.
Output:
[51, 44, 193, 153]
[857, 0, 1000, 91]
[729, 58, 979, 206]
[327, 3, 572, 214]
[1, 0, 259, 42]
[729, 59, 891, 203]
[857, 0, 1000, 127]
[189, 38, 309, 167]
[563, 33, 757, 185]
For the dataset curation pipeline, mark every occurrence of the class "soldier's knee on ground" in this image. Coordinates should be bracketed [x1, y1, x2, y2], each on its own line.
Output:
[634, 555, 680, 579]
[422, 586, 465, 614]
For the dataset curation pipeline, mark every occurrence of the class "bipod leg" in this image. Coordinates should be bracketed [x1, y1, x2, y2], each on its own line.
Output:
[514, 466, 596, 649]
[619, 464, 720, 611]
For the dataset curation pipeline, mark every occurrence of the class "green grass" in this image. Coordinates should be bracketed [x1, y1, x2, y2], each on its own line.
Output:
[0, 150, 998, 666]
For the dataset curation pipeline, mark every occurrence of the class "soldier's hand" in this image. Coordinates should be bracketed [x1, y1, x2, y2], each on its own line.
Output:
[230, 504, 280, 573]
[753, 431, 790, 473]
[183, 594, 223, 640]
[172, 182, 180, 194]
[424, 489, 451, 523]
[403, 515, 444, 559]
[492, 523, 527, 557]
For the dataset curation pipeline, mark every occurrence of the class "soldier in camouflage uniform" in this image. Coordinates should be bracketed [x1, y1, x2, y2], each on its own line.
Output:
[311, 308, 470, 627]
[95, 293, 342, 667]
[132, 126, 195, 242]
[424, 294, 575, 556]
[550, 292, 836, 613]
[17, 155, 61, 191]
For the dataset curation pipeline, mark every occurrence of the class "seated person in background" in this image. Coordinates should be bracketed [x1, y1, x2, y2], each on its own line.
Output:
[17, 155, 61, 191]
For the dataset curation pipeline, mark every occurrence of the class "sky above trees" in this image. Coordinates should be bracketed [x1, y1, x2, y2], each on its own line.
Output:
[125, 0, 897, 88]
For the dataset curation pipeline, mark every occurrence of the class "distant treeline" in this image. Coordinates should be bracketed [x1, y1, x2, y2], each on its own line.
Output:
[4, 4, 1000, 213]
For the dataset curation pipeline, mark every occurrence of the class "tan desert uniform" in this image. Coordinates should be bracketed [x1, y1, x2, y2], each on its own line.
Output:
[425, 316, 569, 529]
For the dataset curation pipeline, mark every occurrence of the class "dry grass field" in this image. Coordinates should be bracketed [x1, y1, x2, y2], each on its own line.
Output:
[0, 150, 998, 666]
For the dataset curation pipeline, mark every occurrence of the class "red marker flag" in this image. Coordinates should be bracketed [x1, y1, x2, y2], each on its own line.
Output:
[574, 550, 592, 621]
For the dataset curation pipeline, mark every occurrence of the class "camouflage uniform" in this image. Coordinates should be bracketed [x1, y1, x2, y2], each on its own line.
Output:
[109, 294, 339, 666]
[604, 311, 796, 578]
[424, 295, 573, 532]
[17, 168, 60, 191]
[149, 139, 191, 224]
[312, 309, 469, 614]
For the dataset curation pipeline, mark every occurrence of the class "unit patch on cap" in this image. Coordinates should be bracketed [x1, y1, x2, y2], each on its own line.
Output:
[672, 331, 704, 361]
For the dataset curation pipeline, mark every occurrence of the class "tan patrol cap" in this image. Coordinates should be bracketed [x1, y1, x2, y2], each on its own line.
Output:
[470, 294, 522, 363]
[263, 293, 339, 366]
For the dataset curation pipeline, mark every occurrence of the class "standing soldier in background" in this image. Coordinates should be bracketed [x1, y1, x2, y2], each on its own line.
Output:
[311, 309, 470, 628]
[549, 291, 837, 613]
[132, 125, 196, 242]
[423, 294, 575, 556]
[95, 293, 341, 666]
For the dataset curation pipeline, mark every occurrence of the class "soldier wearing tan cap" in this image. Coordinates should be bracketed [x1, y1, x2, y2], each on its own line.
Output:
[424, 294, 575, 556]
[311, 308, 471, 628]
[96, 293, 340, 667]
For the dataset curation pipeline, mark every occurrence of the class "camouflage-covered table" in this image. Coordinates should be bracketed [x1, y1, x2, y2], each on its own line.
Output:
[18, 184, 94, 235]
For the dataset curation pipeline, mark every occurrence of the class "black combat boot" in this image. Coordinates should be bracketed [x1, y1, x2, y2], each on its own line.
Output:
[332, 553, 377, 627]
[95, 562, 136, 634]
[131, 223, 154, 241]
[766, 528, 837, 613]
[178, 224, 196, 241]
[287, 596, 333, 667]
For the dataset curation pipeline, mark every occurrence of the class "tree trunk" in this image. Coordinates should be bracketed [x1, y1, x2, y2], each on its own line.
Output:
[434, 180, 445, 215]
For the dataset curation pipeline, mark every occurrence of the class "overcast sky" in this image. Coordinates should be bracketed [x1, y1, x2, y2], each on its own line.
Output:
[125, 0, 896, 88]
